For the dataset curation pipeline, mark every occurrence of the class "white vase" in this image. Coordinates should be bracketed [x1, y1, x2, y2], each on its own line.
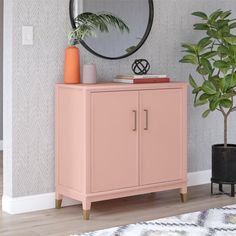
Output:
[82, 64, 97, 84]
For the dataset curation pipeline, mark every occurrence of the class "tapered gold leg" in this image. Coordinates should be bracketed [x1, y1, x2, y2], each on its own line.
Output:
[180, 193, 188, 203]
[83, 210, 90, 220]
[55, 199, 62, 209]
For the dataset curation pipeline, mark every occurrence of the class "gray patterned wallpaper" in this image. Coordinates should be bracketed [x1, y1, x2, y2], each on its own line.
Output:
[4, 0, 236, 197]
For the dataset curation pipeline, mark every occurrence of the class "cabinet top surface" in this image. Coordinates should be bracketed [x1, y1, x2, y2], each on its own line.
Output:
[56, 82, 187, 91]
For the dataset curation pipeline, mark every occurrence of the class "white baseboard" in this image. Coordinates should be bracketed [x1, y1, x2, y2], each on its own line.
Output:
[188, 169, 211, 187]
[0, 140, 3, 151]
[2, 193, 80, 215]
[2, 169, 211, 215]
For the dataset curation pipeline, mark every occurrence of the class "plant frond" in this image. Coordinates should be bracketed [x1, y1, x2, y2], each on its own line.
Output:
[69, 11, 130, 46]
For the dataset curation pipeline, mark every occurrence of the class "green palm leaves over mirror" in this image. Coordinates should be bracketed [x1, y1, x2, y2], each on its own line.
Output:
[180, 10, 236, 147]
[69, 12, 130, 46]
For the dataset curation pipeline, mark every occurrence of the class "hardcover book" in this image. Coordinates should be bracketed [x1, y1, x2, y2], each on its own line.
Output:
[113, 77, 170, 84]
[116, 74, 167, 80]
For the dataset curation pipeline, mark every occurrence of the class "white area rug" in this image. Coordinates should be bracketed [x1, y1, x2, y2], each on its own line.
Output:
[72, 204, 236, 236]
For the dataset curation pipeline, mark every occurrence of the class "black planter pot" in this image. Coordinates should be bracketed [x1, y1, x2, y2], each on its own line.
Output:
[211, 144, 236, 197]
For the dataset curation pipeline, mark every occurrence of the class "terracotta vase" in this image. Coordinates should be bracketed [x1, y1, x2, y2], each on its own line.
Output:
[64, 46, 80, 84]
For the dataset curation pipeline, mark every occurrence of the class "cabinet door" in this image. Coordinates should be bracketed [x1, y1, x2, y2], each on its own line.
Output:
[140, 89, 184, 185]
[91, 91, 139, 193]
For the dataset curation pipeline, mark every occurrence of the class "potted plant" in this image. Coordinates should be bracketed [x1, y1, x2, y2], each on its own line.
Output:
[180, 9, 236, 197]
[64, 12, 129, 84]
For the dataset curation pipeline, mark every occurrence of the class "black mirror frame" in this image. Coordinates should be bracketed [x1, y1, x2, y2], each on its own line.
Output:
[69, 0, 154, 60]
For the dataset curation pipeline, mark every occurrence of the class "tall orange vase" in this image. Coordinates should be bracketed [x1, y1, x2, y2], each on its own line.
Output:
[64, 46, 80, 84]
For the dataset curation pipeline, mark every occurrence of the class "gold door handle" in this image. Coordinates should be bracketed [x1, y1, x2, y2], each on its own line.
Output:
[144, 109, 149, 130]
[132, 110, 137, 131]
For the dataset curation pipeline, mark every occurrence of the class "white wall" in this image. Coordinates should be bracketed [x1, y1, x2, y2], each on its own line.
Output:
[3, 0, 236, 200]
[0, 0, 3, 141]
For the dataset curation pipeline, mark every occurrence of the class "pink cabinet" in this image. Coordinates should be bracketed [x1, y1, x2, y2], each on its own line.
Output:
[140, 89, 184, 185]
[91, 91, 139, 192]
[55, 83, 187, 220]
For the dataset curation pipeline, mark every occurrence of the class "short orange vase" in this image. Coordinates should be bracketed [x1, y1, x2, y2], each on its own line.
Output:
[64, 46, 80, 84]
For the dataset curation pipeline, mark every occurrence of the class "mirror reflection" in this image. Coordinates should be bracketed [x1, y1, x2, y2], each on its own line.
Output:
[70, 0, 153, 59]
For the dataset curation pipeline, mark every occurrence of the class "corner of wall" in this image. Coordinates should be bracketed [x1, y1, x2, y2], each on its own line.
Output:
[3, 0, 13, 197]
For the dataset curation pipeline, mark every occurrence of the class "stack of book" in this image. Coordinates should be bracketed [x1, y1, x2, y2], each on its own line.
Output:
[113, 74, 170, 84]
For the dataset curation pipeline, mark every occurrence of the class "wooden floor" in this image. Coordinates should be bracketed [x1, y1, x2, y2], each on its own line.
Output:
[0, 156, 236, 236]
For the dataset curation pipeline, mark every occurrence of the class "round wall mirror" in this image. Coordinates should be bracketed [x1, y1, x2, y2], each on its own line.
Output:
[69, 0, 154, 60]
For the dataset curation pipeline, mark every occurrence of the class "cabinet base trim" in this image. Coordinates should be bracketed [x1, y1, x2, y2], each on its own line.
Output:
[2, 170, 210, 214]
[87, 181, 187, 203]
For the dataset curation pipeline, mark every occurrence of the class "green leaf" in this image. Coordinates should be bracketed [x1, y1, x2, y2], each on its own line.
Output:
[192, 11, 208, 20]
[194, 99, 208, 107]
[197, 65, 208, 75]
[181, 43, 198, 54]
[192, 87, 201, 94]
[201, 51, 218, 59]
[220, 99, 232, 108]
[209, 9, 223, 23]
[220, 10, 232, 19]
[189, 74, 198, 89]
[201, 58, 212, 74]
[230, 74, 236, 87]
[220, 25, 230, 35]
[210, 99, 220, 111]
[219, 77, 226, 91]
[199, 93, 211, 101]
[198, 37, 212, 50]
[229, 57, 236, 67]
[194, 23, 209, 30]
[222, 68, 230, 74]
[202, 109, 211, 118]
[224, 76, 231, 91]
[217, 45, 229, 57]
[217, 19, 230, 28]
[224, 36, 236, 44]
[207, 29, 219, 38]
[212, 79, 221, 88]
[219, 77, 231, 92]
[180, 55, 198, 64]
[229, 22, 236, 29]
[210, 75, 220, 85]
[228, 45, 236, 57]
[202, 81, 217, 95]
[213, 60, 230, 69]
[223, 90, 236, 98]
